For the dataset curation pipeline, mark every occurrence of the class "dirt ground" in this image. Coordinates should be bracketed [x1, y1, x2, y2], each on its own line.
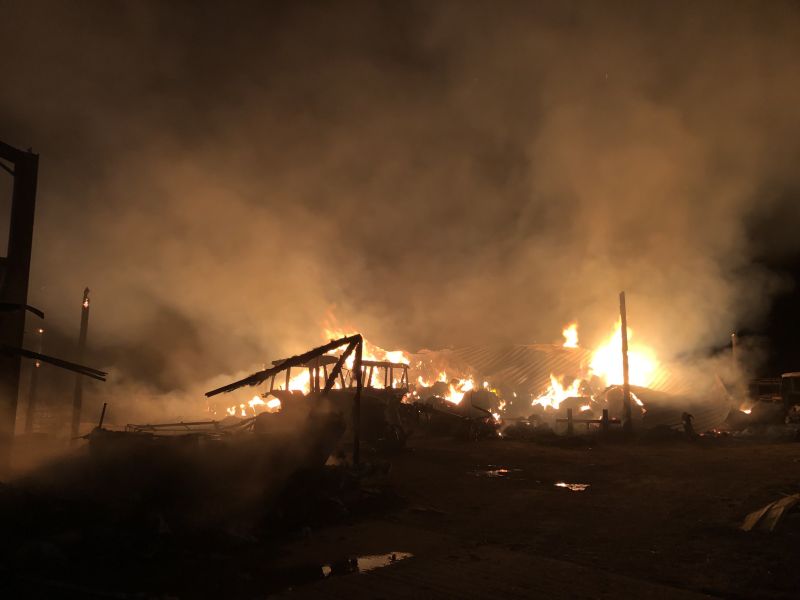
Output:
[274, 435, 800, 599]
[3, 434, 800, 598]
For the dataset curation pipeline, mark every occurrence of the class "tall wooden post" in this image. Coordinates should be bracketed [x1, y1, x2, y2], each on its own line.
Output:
[352, 340, 363, 468]
[731, 332, 738, 371]
[70, 288, 91, 440]
[0, 141, 38, 473]
[24, 327, 44, 434]
[619, 291, 633, 432]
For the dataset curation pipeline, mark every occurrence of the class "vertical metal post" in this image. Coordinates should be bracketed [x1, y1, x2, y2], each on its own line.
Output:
[601, 408, 610, 433]
[731, 332, 738, 372]
[70, 288, 91, 440]
[566, 408, 574, 436]
[0, 142, 38, 473]
[619, 291, 633, 432]
[24, 327, 44, 434]
[352, 340, 363, 468]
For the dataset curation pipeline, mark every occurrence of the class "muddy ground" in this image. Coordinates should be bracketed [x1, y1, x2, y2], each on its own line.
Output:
[275, 436, 800, 599]
[3, 434, 799, 598]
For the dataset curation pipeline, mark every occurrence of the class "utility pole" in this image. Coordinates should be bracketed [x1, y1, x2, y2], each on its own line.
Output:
[0, 141, 38, 473]
[24, 327, 44, 434]
[70, 288, 91, 440]
[619, 291, 633, 433]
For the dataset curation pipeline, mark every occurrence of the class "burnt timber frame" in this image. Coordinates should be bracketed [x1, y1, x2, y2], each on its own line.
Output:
[205, 334, 365, 465]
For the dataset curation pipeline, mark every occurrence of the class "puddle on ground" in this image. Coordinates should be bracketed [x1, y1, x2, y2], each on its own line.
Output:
[321, 552, 413, 578]
[266, 551, 414, 594]
[554, 481, 590, 491]
[472, 465, 523, 478]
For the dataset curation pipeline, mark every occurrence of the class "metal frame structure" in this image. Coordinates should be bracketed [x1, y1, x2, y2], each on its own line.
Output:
[0, 142, 107, 465]
[0, 141, 38, 471]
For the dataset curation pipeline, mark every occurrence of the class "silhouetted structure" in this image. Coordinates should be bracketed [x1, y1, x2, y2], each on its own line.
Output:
[0, 141, 38, 472]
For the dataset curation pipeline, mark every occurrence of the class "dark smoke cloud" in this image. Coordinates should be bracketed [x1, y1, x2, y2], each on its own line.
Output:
[2, 0, 800, 422]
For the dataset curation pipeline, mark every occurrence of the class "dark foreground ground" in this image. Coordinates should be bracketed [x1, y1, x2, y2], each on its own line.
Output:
[274, 436, 799, 599]
[3, 435, 800, 598]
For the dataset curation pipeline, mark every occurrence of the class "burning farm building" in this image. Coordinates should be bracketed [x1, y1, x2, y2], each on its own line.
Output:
[3, 2, 800, 598]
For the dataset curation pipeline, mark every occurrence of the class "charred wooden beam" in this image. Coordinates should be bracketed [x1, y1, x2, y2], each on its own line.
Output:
[352, 339, 363, 468]
[321, 339, 357, 393]
[1, 345, 106, 381]
[0, 303, 44, 319]
[205, 334, 362, 397]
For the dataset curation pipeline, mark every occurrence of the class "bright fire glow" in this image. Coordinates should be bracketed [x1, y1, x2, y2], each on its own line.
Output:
[225, 394, 283, 417]
[417, 371, 448, 388]
[589, 320, 659, 387]
[533, 319, 662, 411]
[533, 373, 582, 410]
[562, 322, 579, 348]
[323, 325, 410, 365]
[272, 369, 311, 394]
[444, 378, 475, 405]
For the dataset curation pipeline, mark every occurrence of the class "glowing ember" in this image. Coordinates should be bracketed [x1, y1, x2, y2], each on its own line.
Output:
[579, 404, 591, 412]
[562, 322, 579, 348]
[555, 482, 590, 491]
[740, 408, 752, 415]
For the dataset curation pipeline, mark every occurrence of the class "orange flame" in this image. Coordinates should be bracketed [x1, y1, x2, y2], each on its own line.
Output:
[562, 322, 579, 348]
[589, 320, 659, 387]
[444, 378, 475, 405]
[533, 374, 582, 410]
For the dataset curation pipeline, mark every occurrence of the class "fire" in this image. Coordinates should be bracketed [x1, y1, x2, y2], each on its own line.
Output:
[272, 368, 311, 393]
[533, 319, 662, 412]
[417, 371, 448, 388]
[588, 320, 659, 387]
[444, 378, 475, 405]
[533, 373, 582, 410]
[323, 324, 410, 365]
[226, 394, 283, 417]
[562, 322, 579, 348]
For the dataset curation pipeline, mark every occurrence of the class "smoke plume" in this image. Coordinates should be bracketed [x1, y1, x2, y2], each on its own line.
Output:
[1, 1, 799, 423]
